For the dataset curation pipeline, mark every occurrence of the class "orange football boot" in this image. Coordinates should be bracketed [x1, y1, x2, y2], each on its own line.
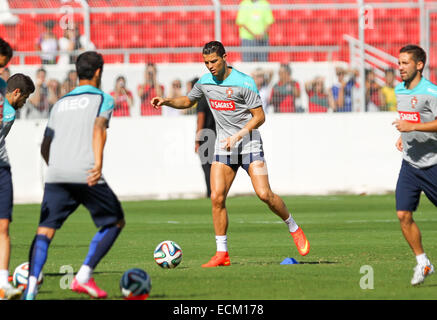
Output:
[201, 251, 231, 268]
[291, 227, 310, 256]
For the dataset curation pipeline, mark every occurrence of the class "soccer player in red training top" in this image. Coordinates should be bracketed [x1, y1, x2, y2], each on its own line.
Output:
[151, 41, 310, 267]
[393, 44, 437, 285]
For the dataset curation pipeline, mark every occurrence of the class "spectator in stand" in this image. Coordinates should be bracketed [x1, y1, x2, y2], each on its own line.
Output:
[110, 76, 133, 117]
[163, 79, 184, 117]
[26, 67, 50, 119]
[270, 64, 302, 113]
[305, 76, 334, 113]
[381, 68, 397, 112]
[236, 0, 274, 62]
[365, 68, 384, 112]
[58, 27, 76, 65]
[59, 25, 96, 66]
[61, 69, 78, 96]
[0, 66, 9, 82]
[138, 63, 164, 116]
[36, 20, 58, 65]
[331, 66, 356, 112]
[47, 78, 61, 110]
[252, 67, 273, 113]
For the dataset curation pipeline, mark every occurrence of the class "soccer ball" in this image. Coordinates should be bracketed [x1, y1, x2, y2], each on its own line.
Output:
[12, 262, 43, 290]
[153, 240, 183, 269]
[120, 268, 151, 300]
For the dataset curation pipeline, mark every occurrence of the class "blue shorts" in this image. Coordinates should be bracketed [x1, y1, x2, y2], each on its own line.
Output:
[0, 166, 13, 221]
[214, 152, 265, 173]
[39, 183, 124, 229]
[396, 160, 437, 212]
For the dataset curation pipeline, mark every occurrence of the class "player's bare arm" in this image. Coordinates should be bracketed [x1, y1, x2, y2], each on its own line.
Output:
[151, 95, 195, 110]
[393, 118, 437, 132]
[395, 136, 403, 152]
[88, 116, 108, 187]
[221, 106, 265, 151]
[40, 135, 52, 165]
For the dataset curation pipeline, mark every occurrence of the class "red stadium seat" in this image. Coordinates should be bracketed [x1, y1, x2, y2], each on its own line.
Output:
[269, 52, 290, 63]
[129, 53, 170, 64]
[268, 22, 289, 46]
[188, 22, 215, 47]
[0, 25, 18, 50]
[120, 24, 144, 48]
[103, 54, 124, 64]
[91, 23, 119, 49]
[140, 23, 166, 48]
[165, 22, 190, 47]
[221, 23, 240, 47]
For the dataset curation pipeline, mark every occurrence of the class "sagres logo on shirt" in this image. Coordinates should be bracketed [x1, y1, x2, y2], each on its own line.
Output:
[210, 99, 236, 111]
[399, 111, 421, 123]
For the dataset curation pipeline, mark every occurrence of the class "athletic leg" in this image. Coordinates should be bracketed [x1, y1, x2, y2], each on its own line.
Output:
[71, 183, 125, 297]
[202, 161, 237, 267]
[247, 158, 310, 256]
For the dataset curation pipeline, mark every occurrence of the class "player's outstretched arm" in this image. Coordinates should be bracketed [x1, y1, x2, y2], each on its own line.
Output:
[151, 96, 195, 110]
[88, 117, 107, 186]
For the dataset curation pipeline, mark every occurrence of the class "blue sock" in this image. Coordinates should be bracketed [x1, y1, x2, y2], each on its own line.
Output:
[28, 234, 51, 278]
[83, 225, 122, 269]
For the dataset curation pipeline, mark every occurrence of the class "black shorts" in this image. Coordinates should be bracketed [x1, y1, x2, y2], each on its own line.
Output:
[396, 160, 437, 212]
[39, 183, 124, 229]
[0, 166, 13, 221]
[214, 152, 265, 173]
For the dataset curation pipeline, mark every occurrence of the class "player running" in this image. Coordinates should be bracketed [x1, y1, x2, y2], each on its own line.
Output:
[393, 44, 437, 285]
[151, 41, 309, 267]
[0, 73, 34, 300]
[22, 51, 125, 300]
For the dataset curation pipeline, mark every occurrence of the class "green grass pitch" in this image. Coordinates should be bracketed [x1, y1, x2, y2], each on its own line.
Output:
[8, 194, 437, 300]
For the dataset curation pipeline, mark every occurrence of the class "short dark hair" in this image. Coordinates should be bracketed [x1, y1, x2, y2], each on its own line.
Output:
[400, 44, 427, 72]
[0, 38, 13, 60]
[6, 73, 35, 95]
[202, 41, 226, 57]
[280, 63, 291, 75]
[76, 51, 104, 80]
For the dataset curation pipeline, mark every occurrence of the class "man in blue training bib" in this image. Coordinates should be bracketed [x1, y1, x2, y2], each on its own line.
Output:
[23, 52, 125, 300]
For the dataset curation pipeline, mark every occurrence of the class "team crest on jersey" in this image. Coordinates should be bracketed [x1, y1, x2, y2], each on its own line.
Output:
[411, 96, 418, 109]
[226, 88, 233, 98]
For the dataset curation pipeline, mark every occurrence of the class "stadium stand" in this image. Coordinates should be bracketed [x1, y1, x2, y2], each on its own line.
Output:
[2, 0, 434, 67]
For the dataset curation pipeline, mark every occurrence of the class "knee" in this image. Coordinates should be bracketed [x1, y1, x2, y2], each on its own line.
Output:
[210, 191, 226, 208]
[256, 189, 273, 204]
[397, 211, 413, 224]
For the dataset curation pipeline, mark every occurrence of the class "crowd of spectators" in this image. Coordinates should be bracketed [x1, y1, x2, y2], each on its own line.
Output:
[0, 62, 397, 120]
[37, 20, 95, 66]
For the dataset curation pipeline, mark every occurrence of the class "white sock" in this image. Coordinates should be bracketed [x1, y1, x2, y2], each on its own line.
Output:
[27, 276, 38, 294]
[215, 235, 228, 252]
[284, 214, 299, 233]
[0, 269, 8, 287]
[75, 265, 93, 284]
[416, 253, 430, 265]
